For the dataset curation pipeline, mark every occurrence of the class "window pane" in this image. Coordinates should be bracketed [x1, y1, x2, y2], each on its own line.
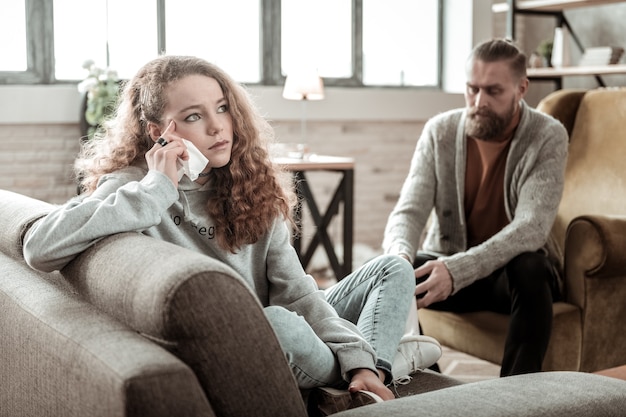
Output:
[165, 0, 261, 83]
[0, 0, 27, 71]
[363, 0, 439, 86]
[106, 0, 158, 79]
[281, 0, 352, 78]
[54, 0, 156, 80]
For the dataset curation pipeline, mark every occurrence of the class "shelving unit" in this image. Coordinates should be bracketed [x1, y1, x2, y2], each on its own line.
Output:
[493, 0, 626, 88]
[527, 64, 626, 89]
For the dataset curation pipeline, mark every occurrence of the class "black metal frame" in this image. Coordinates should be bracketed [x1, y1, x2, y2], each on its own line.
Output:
[291, 168, 354, 281]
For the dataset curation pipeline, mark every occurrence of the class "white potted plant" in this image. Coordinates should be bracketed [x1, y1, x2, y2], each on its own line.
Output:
[78, 60, 120, 141]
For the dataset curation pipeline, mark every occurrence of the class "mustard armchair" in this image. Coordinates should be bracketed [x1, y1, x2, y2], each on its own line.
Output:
[419, 88, 626, 373]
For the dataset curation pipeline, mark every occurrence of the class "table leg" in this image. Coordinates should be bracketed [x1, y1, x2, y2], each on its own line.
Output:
[290, 169, 354, 280]
[342, 169, 354, 279]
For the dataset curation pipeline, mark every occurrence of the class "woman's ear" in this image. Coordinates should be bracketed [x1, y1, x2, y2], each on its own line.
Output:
[147, 122, 162, 141]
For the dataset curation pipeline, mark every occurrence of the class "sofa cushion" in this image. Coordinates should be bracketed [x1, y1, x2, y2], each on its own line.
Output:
[419, 301, 582, 371]
[335, 371, 626, 417]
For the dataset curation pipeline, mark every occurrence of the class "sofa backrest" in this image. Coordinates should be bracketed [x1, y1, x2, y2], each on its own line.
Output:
[537, 88, 626, 258]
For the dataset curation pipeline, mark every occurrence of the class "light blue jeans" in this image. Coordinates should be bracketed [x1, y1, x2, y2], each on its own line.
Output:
[265, 254, 414, 388]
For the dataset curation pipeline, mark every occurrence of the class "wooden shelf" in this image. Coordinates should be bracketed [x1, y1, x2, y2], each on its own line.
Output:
[528, 64, 626, 78]
[493, 0, 625, 13]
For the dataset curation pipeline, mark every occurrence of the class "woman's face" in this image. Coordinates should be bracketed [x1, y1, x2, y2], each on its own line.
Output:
[161, 74, 234, 169]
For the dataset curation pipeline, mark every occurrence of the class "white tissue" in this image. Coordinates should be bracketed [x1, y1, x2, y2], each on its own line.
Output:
[177, 139, 210, 181]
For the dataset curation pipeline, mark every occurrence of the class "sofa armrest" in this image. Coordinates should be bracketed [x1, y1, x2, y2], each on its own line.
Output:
[0, 189, 54, 260]
[62, 232, 308, 417]
[0, 252, 212, 417]
[563, 214, 626, 371]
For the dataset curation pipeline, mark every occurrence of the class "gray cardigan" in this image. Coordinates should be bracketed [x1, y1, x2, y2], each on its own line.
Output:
[383, 100, 568, 293]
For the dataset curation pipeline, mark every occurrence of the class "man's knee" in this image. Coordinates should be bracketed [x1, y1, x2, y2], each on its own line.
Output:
[506, 252, 554, 293]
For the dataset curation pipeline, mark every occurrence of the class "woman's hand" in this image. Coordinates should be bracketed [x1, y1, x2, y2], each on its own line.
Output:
[145, 120, 189, 187]
[348, 368, 395, 401]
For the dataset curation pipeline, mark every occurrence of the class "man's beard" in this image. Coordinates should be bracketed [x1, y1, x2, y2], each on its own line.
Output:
[465, 100, 516, 141]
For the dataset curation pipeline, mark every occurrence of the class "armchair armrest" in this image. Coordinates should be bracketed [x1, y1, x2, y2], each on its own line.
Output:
[61, 232, 308, 417]
[565, 215, 626, 281]
[563, 214, 626, 371]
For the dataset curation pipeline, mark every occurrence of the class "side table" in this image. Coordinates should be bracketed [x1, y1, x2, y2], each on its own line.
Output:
[274, 155, 354, 280]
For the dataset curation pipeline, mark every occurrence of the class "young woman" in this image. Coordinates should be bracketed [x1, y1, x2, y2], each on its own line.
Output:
[23, 55, 437, 413]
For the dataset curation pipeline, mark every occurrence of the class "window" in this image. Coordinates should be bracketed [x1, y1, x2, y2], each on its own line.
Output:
[0, 0, 27, 72]
[363, 0, 440, 87]
[281, 0, 353, 79]
[165, 0, 261, 83]
[0, 0, 51, 83]
[54, 0, 157, 80]
[0, 0, 442, 88]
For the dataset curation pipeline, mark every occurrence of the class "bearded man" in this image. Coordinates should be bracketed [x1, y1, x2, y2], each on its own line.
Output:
[382, 38, 568, 376]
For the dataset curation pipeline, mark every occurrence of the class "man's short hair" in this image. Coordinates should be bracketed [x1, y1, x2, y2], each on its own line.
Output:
[469, 38, 528, 80]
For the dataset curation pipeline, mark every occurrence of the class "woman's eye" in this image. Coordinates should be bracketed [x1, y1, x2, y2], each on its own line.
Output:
[217, 104, 229, 114]
[184, 113, 201, 122]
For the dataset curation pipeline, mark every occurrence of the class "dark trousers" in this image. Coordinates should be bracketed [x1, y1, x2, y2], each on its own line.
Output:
[414, 251, 559, 377]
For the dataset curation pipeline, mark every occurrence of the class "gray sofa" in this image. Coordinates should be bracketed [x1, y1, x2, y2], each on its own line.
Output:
[1, 188, 625, 417]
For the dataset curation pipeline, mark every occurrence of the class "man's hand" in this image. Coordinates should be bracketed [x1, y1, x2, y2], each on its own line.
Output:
[348, 368, 395, 401]
[414, 260, 453, 308]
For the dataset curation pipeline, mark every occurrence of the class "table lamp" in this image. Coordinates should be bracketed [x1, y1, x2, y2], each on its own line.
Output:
[282, 70, 325, 158]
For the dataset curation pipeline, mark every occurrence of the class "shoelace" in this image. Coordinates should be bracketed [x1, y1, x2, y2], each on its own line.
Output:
[392, 375, 412, 386]
[389, 375, 412, 398]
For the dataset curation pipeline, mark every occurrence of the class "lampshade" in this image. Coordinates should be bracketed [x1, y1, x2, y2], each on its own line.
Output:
[282, 71, 325, 101]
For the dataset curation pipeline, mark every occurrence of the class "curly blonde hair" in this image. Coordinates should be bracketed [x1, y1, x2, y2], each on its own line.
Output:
[75, 55, 296, 252]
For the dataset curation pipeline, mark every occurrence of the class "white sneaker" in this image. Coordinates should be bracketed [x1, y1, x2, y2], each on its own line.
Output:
[391, 335, 442, 379]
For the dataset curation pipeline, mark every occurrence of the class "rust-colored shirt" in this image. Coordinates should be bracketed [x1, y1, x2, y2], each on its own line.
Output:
[464, 136, 512, 248]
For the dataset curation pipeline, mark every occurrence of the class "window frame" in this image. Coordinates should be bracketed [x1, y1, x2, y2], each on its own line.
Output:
[1, 0, 54, 84]
[1, 0, 442, 88]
